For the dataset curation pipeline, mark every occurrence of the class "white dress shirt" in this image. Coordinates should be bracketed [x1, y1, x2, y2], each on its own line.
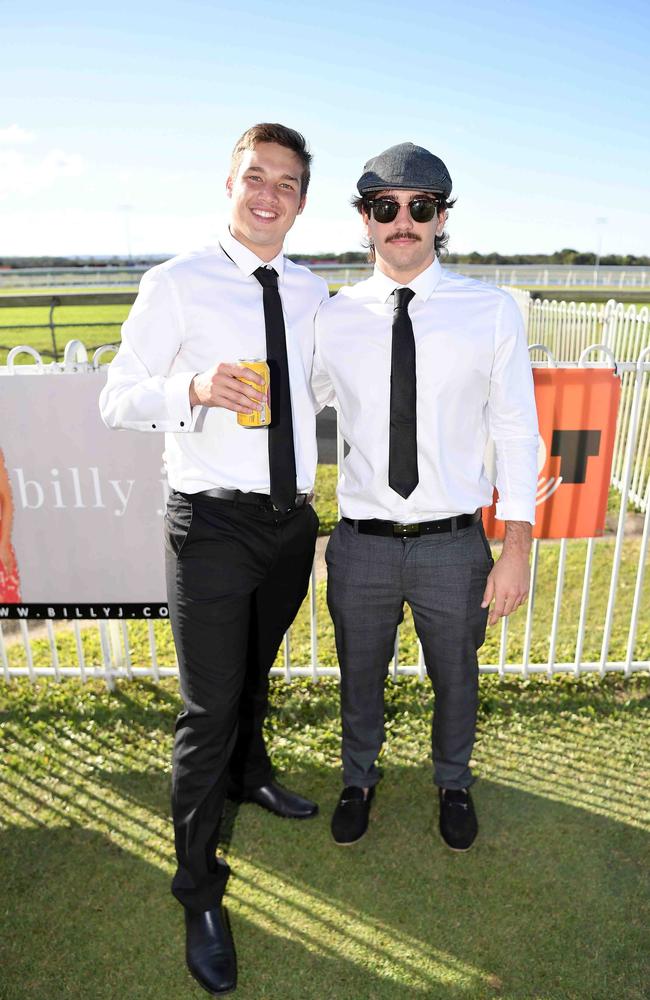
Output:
[100, 229, 328, 494]
[312, 258, 538, 523]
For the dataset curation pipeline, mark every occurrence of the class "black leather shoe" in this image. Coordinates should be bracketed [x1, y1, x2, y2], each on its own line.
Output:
[439, 787, 478, 852]
[185, 904, 237, 996]
[331, 786, 375, 845]
[232, 780, 318, 819]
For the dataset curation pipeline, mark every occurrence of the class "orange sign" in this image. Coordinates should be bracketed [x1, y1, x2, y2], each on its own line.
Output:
[484, 368, 621, 539]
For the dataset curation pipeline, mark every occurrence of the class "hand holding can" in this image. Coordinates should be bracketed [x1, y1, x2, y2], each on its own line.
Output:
[236, 360, 270, 427]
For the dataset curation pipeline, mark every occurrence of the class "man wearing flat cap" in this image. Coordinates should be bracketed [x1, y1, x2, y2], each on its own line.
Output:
[312, 142, 538, 850]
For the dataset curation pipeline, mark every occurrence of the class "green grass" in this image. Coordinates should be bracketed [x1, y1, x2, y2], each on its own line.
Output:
[0, 674, 648, 999]
[1, 469, 648, 998]
[0, 301, 128, 363]
[0, 286, 138, 295]
[523, 287, 650, 307]
[314, 464, 338, 534]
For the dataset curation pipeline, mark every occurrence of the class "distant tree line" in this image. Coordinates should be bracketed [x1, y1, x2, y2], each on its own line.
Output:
[0, 255, 169, 269]
[291, 249, 650, 267]
[445, 249, 650, 266]
[1, 249, 648, 268]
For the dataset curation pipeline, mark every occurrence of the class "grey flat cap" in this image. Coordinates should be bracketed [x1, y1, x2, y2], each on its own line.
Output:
[357, 142, 452, 198]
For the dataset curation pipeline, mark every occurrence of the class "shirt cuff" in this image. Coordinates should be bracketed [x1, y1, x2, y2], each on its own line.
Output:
[163, 371, 196, 431]
[495, 498, 536, 525]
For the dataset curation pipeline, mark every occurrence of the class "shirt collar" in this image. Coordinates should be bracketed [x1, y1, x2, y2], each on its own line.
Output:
[219, 227, 286, 282]
[370, 256, 442, 304]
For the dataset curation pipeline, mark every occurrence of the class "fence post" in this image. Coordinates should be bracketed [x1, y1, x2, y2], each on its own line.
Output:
[48, 296, 61, 361]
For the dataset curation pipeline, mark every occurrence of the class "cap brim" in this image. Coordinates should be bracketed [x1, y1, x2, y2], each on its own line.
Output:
[360, 182, 447, 194]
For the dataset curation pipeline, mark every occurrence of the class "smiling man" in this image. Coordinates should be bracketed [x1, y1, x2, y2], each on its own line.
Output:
[100, 123, 327, 996]
[312, 142, 538, 853]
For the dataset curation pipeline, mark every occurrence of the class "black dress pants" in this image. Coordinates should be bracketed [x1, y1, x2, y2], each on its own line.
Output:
[165, 490, 319, 912]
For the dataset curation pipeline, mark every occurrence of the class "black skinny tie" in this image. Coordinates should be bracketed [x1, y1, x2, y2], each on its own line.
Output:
[253, 266, 297, 512]
[389, 287, 419, 498]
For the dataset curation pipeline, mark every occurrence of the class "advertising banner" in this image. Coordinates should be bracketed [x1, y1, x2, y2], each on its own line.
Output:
[1, 369, 168, 619]
[1, 363, 623, 617]
[483, 367, 621, 539]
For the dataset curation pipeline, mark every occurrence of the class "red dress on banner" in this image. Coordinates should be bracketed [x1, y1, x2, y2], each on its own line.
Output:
[0, 447, 21, 603]
[0, 548, 21, 602]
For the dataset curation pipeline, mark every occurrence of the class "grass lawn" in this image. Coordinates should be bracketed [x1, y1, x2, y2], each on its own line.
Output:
[0, 300, 128, 364]
[0, 673, 648, 1000]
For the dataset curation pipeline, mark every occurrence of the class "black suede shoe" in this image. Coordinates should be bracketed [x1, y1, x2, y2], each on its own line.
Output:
[331, 786, 375, 845]
[439, 787, 478, 852]
[185, 904, 237, 996]
[231, 780, 318, 819]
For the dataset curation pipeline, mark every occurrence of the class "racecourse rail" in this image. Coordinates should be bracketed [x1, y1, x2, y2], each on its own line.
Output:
[2, 262, 650, 290]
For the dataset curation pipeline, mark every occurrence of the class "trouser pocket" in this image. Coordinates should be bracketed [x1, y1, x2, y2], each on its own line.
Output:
[164, 492, 194, 558]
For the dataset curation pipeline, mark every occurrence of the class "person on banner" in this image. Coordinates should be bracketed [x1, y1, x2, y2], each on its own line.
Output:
[100, 123, 328, 997]
[0, 448, 21, 602]
[312, 142, 539, 853]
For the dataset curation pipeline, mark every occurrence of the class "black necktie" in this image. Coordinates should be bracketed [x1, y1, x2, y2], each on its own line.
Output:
[253, 266, 297, 512]
[389, 287, 419, 498]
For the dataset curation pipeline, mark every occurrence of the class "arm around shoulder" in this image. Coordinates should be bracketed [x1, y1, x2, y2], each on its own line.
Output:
[310, 299, 337, 414]
[489, 291, 539, 524]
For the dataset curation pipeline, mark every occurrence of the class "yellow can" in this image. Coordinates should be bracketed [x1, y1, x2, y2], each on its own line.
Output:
[236, 359, 271, 428]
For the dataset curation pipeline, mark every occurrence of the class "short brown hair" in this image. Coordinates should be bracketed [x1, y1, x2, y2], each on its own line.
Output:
[230, 123, 312, 196]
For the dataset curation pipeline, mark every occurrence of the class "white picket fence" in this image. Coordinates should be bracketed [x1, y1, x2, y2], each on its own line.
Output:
[504, 293, 650, 513]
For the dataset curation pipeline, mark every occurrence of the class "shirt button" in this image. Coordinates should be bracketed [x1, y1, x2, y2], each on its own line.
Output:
[180, 421, 185, 427]
[152, 423, 156, 429]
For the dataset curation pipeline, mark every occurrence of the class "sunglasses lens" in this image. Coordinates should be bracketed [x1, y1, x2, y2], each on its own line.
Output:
[410, 199, 438, 223]
[371, 200, 399, 223]
[369, 198, 438, 223]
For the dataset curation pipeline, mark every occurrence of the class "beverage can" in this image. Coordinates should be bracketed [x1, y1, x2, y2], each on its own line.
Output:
[236, 359, 271, 428]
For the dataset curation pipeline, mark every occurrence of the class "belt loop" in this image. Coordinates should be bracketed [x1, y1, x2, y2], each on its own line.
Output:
[451, 516, 458, 538]
[353, 519, 359, 534]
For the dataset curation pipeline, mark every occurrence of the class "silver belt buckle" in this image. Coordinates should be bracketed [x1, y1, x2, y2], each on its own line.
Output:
[393, 522, 418, 537]
[272, 492, 314, 513]
[291, 492, 314, 509]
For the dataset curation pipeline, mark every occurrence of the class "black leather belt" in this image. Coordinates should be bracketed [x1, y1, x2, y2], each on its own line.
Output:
[342, 510, 481, 538]
[195, 487, 313, 511]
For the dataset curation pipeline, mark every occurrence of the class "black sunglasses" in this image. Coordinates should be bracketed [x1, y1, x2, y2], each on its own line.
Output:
[364, 196, 439, 224]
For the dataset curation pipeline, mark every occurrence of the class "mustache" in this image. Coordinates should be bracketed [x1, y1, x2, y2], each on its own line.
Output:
[386, 232, 421, 242]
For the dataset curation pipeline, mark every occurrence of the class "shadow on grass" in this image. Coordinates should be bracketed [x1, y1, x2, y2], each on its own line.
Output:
[0, 679, 181, 728]
[1, 675, 648, 998]
[224, 766, 649, 999]
[1, 758, 648, 999]
[0, 822, 406, 1000]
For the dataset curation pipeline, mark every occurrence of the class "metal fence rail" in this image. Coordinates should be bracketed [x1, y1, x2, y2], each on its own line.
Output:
[522, 299, 650, 512]
[1, 351, 649, 686]
[2, 263, 650, 290]
[0, 291, 133, 362]
[527, 299, 650, 363]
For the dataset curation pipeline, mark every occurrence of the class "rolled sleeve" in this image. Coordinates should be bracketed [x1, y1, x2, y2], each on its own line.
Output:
[489, 293, 539, 524]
